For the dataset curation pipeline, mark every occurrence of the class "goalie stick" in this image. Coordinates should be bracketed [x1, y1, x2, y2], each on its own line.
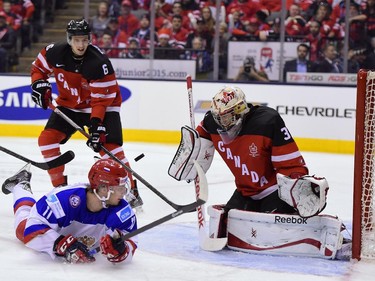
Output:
[186, 75, 227, 251]
[48, 102, 190, 211]
[91, 161, 208, 254]
[0, 145, 75, 170]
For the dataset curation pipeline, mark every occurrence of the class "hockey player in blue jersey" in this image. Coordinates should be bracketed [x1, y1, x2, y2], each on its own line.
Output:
[2, 158, 138, 264]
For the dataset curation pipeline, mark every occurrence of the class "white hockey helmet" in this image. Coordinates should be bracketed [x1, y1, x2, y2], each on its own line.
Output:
[211, 86, 249, 131]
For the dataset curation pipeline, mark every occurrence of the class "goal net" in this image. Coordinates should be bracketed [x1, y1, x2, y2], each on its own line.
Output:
[353, 69, 375, 260]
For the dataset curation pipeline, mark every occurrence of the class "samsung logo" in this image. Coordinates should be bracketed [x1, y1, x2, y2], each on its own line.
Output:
[0, 84, 131, 120]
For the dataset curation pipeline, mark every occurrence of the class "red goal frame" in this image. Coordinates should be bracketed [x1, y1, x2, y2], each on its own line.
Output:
[352, 69, 375, 260]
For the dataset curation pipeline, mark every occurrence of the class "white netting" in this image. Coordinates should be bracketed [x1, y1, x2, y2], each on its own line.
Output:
[361, 70, 375, 259]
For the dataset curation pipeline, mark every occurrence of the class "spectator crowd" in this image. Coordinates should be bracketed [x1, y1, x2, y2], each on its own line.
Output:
[1, 0, 375, 81]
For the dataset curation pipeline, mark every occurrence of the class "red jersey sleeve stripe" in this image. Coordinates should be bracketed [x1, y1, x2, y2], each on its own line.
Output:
[89, 80, 117, 88]
[91, 92, 117, 99]
[271, 151, 303, 162]
[35, 52, 53, 72]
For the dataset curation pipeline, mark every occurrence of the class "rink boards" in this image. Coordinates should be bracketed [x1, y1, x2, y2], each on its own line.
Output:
[0, 75, 355, 154]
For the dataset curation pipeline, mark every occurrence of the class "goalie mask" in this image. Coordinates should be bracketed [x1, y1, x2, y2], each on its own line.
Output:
[88, 159, 129, 205]
[211, 86, 249, 144]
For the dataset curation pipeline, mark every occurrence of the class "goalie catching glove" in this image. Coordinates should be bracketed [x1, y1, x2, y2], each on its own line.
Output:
[168, 126, 214, 181]
[31, 79, 52, 110]
[277, 173, 329, 218]
[53, 234, 95, 264]
[100, 229, 132, 263]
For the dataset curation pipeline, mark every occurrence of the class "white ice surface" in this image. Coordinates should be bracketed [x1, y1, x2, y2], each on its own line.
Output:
[0, 137, 375, 281]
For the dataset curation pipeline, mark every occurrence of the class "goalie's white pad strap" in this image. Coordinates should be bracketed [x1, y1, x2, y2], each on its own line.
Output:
[277, 173, 329, 218]
[227, 210, 343, 259]
[207, 204, 226, 239]
[168, 126, 214, 181]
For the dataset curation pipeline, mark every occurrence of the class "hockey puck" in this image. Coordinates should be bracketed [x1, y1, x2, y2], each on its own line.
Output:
[134, 153, 145, 162]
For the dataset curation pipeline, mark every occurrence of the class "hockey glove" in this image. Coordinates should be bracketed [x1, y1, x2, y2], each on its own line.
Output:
[100, 229, 130, 263]
[31, 79, 52, 109]
[53, 234, 96, 264]
[87, 118, 106, 152]
[277, 173, 329, 218]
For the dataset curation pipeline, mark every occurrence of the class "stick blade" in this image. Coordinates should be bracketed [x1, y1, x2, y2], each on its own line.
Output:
[42, 150, 75, 169]
[200, 236, 228, 251]
[0, 146, 75, 170]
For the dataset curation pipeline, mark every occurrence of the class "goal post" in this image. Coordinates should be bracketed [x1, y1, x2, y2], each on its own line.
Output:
[352, 69, 375, 260]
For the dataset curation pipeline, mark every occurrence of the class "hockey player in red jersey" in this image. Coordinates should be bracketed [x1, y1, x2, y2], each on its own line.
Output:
[200, 86, 308, 212]
[30, 19, 143, 209]
[171, 85, 309, 214]
[169, 85, 351, 260]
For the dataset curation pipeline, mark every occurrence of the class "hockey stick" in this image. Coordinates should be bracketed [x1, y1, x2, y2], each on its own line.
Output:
[91, 161, 208, 254]
[186, 75, 227, 251]
[48, 103, 188, 210]
[0, 145, 75, 170]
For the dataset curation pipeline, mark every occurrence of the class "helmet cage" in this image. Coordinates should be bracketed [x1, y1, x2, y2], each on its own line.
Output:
[93, 175, 130, 204]
[217, 118, 243, 144]
[212, 100, 248, 130]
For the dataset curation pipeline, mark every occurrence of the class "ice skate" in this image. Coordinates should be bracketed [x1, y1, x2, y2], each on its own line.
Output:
[126, 180, 143, 212]
[2, 163, 32, 195]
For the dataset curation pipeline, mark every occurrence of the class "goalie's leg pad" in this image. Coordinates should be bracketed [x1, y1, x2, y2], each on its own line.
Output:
[168, 126, 214, 181]
[207, 204, 227, 238]
[227, 210, 343, 259]
[277, 173, 329, 218]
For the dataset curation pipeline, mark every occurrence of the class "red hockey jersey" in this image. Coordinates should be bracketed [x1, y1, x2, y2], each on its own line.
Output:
[196, 105, 308, 198]
[31, 42, 122, 121]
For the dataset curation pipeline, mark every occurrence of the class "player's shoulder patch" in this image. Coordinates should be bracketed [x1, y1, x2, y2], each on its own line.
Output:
[83, 45, 114, 79]
[86, 45, 111, 64]
[116, 204, 133, 223]
[45, 42, 70, 64]
[45, 186, 85, 219]
[46, 193, 66, 219]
